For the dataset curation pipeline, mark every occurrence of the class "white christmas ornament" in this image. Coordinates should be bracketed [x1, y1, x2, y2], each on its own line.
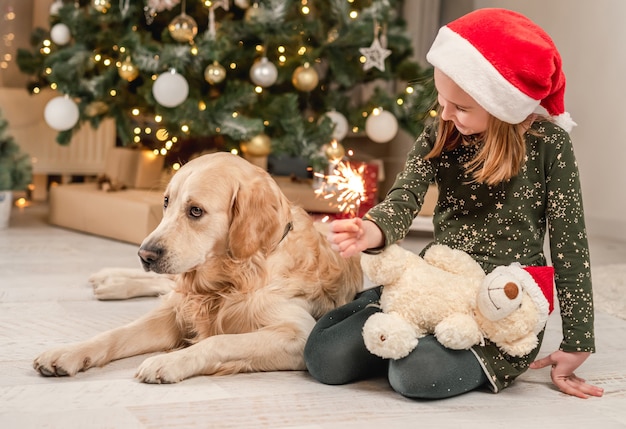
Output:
[359, 37, 391, 72]
[146, 0, 181, 13]
[50, 23, 71, 46]
[44, 96, 79, 131]
[249, 57, 278, 87]
[323, 110, 349, 141]
[365, 110, 398, 143]
[152, 70, 189, 108]
[49, 0, 63, 16]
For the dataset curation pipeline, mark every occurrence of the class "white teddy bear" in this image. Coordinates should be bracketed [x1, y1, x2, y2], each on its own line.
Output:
[360, 244, 554, 360]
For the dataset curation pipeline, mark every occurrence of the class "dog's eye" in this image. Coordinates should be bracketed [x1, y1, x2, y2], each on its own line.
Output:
[189, 206, 203, 218]
[163, 196, 169, 209]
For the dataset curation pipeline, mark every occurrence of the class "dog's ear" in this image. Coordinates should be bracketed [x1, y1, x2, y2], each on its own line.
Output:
[228, 177, 285, 259]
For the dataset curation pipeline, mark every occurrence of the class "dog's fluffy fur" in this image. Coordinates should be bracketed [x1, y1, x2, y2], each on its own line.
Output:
[34, 152, 362, 383]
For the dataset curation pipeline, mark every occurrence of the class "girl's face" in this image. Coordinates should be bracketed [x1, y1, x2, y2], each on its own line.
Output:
[434, 68, 490, 136]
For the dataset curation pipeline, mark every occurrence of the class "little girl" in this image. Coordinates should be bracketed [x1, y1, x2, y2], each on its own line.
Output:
[304, 8, 604, 400]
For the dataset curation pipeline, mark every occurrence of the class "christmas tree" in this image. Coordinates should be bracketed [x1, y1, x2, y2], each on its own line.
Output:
[0, 108, 32, 191]
[17, 0, 435, 171]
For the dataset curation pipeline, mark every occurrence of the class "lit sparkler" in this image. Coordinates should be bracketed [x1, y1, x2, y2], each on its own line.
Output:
[314, 161, 367, 218]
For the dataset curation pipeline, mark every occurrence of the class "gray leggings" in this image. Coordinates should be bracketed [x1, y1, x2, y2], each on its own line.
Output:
[304, 287, 488, 399]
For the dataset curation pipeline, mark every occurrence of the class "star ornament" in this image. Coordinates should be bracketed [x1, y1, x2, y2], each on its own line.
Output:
[211, 0, 230, 11]
[359, 37, 392, 72]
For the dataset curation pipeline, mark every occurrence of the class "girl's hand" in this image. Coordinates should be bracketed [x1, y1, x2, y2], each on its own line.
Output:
[530, 350, 604, 399]
[327, 218, 366, 258]
[326, 218, 383, 258]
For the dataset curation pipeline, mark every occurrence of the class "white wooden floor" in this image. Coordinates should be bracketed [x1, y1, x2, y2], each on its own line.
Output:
[1, 203, 625, 429]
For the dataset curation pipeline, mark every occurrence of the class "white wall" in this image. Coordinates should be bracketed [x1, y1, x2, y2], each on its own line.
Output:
[472, 0, 626, 241]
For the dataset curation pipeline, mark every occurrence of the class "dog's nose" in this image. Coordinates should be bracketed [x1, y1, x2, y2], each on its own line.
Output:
[138, 247, 163, 269]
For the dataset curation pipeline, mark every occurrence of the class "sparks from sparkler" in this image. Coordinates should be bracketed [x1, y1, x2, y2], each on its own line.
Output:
[314, 161, 367, 217]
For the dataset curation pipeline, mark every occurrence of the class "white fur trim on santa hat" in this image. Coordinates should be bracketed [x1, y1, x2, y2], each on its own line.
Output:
[427, 26, 541, 125]
[510, 265, 550, 334]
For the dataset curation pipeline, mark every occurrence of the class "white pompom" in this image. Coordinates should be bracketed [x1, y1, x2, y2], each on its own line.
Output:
[553, 112, 577, 133]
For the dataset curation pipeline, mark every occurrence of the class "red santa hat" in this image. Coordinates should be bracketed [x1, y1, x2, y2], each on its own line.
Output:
[518, 265, 555, 333]
[426, 8, 576, 132]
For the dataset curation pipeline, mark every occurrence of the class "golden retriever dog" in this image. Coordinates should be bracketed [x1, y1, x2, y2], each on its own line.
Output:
[33, 152, 363, 383]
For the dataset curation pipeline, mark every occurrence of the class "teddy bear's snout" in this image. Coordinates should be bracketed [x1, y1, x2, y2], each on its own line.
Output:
[503, 282, 519, 300]
[477, 276, 523, 321]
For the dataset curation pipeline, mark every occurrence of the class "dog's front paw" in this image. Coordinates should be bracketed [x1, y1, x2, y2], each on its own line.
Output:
[89, 268, 144, 300]
[33, 346, 91, 377]
[135, 353, 190, 384]
[91, 277, 130, 300]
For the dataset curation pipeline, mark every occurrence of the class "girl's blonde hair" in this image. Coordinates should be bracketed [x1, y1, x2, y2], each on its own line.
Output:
[425, 111, 542, 186]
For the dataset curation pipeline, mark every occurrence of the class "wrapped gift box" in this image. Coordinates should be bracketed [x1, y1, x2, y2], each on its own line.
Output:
[49, 183, 163, 245]
[273, 176, 341, 214]
[103, 147, 165, 189]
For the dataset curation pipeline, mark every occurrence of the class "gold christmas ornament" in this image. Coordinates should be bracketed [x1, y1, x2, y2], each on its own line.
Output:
[204, 61, 226, 84]
[292, 62, 319, 92]
[168, 13, 198, 43]
[92, 0, 111, 13]
[244, 3, 261, 22]
[324, 140, 345, 161]
[84, 101, 109, 117]
[118, 57, 139, 82]
[241, 133, 271, 157]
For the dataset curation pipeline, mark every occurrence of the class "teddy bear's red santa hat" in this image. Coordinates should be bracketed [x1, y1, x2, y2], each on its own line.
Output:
[517, 265, 555, 333]
[523, 266, 555, 314]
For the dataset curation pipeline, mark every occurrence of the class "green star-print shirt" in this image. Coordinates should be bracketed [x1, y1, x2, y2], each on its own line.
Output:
[365, 120, 595, 392]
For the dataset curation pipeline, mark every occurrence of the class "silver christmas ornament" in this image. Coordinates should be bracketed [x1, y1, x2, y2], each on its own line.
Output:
[249, 57, 278, 87]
